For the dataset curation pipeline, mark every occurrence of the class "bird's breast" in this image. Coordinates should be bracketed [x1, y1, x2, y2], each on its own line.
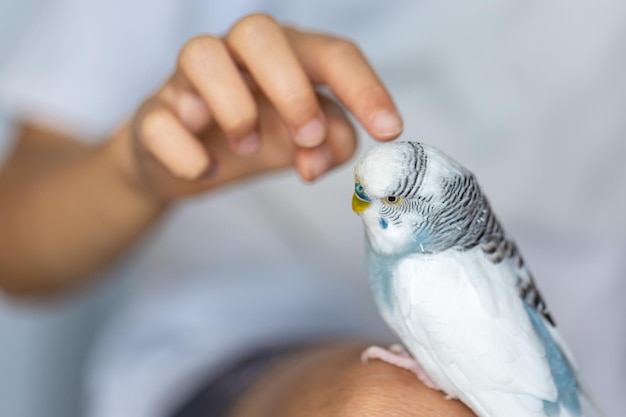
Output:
[391, 253, 469, 322]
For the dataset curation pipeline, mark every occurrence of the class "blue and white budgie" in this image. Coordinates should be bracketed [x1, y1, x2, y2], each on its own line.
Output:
[352, 141, 599, 417]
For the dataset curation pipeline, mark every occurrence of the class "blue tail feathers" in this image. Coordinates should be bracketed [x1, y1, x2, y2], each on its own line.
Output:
[524, 303, 582, 416]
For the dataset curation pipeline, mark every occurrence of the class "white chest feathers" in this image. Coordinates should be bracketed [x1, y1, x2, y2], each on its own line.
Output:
[383, 249, 561, 417]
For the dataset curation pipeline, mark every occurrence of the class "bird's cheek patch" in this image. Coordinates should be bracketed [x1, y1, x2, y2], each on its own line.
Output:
[380, 218, 388, 229]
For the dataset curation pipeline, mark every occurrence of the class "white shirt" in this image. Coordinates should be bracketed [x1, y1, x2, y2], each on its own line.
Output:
[0, 1, 624, 416]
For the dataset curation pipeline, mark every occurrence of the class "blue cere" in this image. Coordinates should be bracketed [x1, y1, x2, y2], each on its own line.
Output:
[355, 183, 370, 201]
[380, 218, 388, 229]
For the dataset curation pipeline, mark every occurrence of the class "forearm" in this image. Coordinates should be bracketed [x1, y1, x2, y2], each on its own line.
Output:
[0, 126, 165, 296]
[228, 343, 476, 417]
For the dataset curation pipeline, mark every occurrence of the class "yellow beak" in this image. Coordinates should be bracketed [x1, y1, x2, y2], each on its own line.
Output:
[352, 193, 371, 213]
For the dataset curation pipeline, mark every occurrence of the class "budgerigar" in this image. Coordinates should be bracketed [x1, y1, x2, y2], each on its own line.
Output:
[352, 141, 596, 417]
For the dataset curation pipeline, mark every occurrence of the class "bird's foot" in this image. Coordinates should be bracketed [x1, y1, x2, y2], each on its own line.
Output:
[361, 344, 440, 391]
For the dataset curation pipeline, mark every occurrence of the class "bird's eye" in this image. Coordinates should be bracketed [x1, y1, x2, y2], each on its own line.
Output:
[355, 183, 370, 202]
[384, 195, 402, 205]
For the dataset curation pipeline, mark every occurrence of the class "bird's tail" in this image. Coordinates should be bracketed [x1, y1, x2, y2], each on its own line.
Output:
[579, 382, 607, 417]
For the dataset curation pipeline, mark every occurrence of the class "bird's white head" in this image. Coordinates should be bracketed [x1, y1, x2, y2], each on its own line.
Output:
[353, 141, 470, 257]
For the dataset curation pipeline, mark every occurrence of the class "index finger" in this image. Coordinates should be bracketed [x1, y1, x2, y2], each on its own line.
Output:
[284, 28, 403, 141]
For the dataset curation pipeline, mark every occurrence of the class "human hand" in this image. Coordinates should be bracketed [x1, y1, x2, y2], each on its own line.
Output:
[114, 13, 402, 201]
[229, 344, 476, 417]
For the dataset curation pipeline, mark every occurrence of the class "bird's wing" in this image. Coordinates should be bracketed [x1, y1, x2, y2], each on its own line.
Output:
[394, 249, 560, 417]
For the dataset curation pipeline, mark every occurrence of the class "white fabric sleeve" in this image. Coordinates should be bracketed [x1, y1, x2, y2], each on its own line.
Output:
[0, 0, 183, 140]
[0, 0, 272, 141]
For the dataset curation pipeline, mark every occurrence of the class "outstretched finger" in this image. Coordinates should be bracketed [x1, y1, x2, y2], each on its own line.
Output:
[285, 28, 403, 142]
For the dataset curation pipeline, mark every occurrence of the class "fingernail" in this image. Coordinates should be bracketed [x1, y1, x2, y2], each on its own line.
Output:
[372, 111, 403, 138]
[198, 160, 219, 180]
[295, 118, 325, 148]
[302, 146, 333, 181]
[236, 131, 261, 156]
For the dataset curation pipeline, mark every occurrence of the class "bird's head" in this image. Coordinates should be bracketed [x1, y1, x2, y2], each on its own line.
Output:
[353, 141, 470, 257]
